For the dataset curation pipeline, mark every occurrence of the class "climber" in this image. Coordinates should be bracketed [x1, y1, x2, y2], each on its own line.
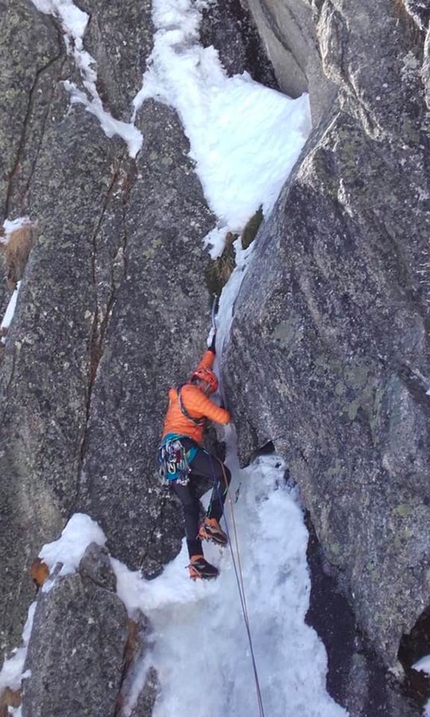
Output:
[158, 333, 231, 580]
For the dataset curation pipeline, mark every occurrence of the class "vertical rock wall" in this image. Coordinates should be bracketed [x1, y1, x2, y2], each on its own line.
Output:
[1, 0, 429, 714]
[0, 0, 215, 663]
[0, 4, 276, 711]
[244, 0, 337, 123]
[76, 99, 215, 575]
[228, 0, 430, 671]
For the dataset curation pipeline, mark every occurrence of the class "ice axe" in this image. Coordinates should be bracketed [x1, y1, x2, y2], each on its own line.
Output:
[211, 294, 219, 333]
[207, 294, 219, 353]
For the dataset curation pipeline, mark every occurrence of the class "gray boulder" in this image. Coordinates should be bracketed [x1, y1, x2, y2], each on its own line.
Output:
[79, 541, 117, 591]
[21, 544, 129, 717]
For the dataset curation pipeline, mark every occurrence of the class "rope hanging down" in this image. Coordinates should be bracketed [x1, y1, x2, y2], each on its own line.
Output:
[210, 294, 265, 715]
[210, 455, 266, 717]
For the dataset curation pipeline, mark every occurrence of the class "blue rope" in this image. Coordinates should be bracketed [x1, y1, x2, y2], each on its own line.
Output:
[208, 454, 266, 717]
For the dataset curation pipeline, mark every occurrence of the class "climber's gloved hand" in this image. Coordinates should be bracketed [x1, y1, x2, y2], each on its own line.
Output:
[207, 327, 217, 354]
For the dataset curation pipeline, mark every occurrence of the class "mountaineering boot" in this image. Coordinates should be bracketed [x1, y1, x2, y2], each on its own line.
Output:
[198, 517, 228, 547]
[188, 555, 219, 580]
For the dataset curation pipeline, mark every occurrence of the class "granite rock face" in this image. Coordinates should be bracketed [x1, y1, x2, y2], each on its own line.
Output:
[244, 0, 337, 124]
[200, 0, 278, 88]
[0, 94, 129, 655]
[81, 0, 154, 121]
[21, 544, 129, 717]
[0, 0, 268, 688]
[1, 0, 429, 715]
[76, 98, 215, 575]
[0, 0, 62, 221]
[0, 0, 214, 659]
[226, 0, 430, 669]
[0, 0, 61, 314]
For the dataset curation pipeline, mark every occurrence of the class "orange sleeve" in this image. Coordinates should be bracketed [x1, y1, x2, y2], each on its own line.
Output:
[181, 384, 230, 425]
[194, 349, 215, 372]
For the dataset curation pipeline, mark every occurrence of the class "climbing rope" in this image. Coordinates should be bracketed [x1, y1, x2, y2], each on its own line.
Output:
[209, 299, 265, 714]
[210, 455, 266, 717]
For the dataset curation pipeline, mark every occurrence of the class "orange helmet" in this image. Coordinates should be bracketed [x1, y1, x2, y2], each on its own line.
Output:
[191, 367, 218, 393]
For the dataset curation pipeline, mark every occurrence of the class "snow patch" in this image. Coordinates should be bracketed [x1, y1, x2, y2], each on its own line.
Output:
[1, 217, 32, 244]
[30, 0, 88, 37]
[214, 237, 255, 364]
[0, 602, 36, 701]
[63, 82, 143, 158]
[412, 654, 430, 675]
[133, 0, 311, 246]
[39, 512, 107, 582]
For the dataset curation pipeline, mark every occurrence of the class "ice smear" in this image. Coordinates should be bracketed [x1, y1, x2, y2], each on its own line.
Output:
[112, 452, 347, 717]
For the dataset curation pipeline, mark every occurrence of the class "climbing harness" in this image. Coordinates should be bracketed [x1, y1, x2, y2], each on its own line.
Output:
[209, 454, 266, 717]
[158, 437, 190, 485]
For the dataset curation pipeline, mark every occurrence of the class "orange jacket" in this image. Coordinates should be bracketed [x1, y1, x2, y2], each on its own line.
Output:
[161, 350, 230, 445]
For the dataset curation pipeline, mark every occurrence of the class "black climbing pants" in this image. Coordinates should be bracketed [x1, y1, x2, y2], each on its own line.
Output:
[170, 438, 231, 559]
